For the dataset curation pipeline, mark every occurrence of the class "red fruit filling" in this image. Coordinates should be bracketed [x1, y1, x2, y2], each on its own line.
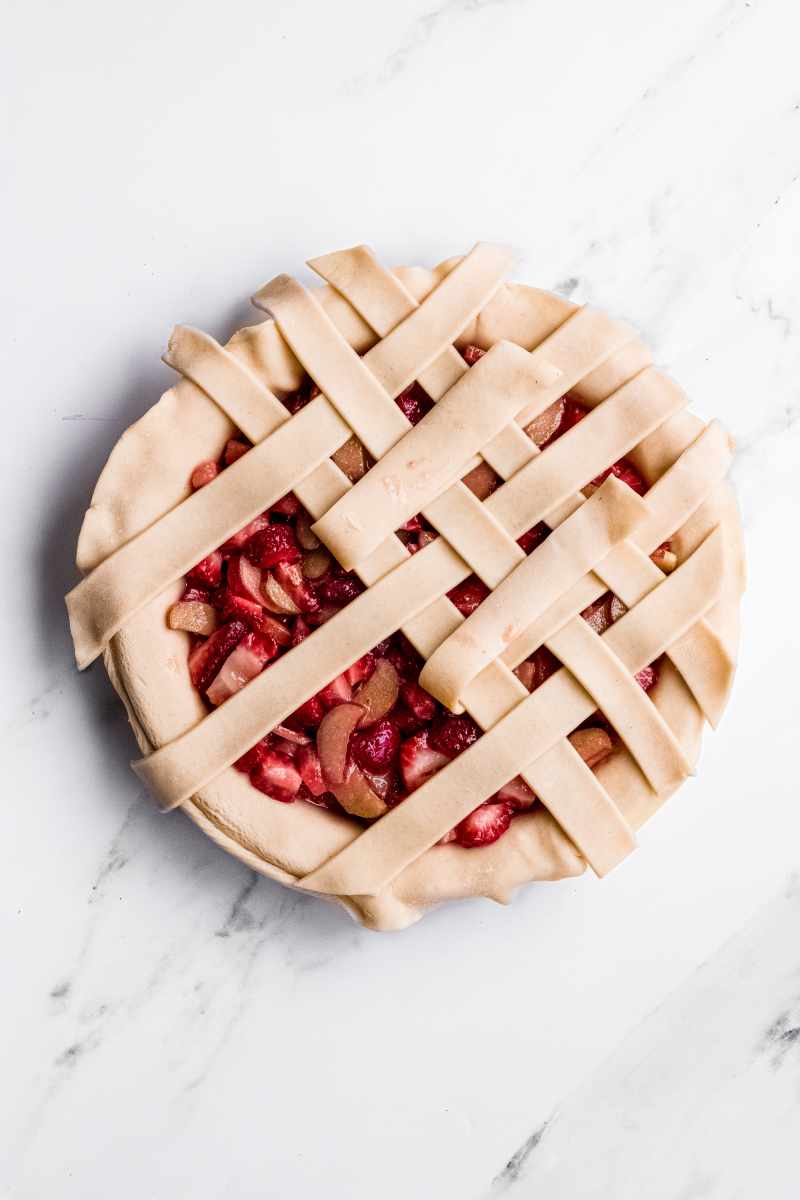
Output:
[173, 359, 668, 848]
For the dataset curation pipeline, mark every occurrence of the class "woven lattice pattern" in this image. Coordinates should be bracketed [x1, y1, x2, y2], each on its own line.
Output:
[67, 244, 737, 900]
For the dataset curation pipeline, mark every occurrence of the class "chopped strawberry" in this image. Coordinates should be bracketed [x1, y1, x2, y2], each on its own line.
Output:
[188, 620, 247, 691]
[191, 460, 219, 489]
[454, 801, 513, 848]
[319, 571, 363, 606]
[186, 551, 223, 589]
[636, 663, 659, 692]
[317, 672, 352, 708]
[399, 680, 437, 723]
[460, 344, 486, 365]
[224, 438, 250, 466]
[273, 561, 320, 613]
[271, 493, 302, 518]
[291, 695, 325, 727]
[429, 714, 480, 758]
[560, 396, 588, 432]
[249, 750, 301, 802]
[352, 719, 400, 773]
[447, 575, 489, 616]
[401, 515, 423, 532]
[296, 744, 327, 797]
[221, 513, 270, 552]
[581, 593, 616, 635]
[395, 381, 431, 426]
[291, 616, 312, 647]
[234, 736, 271, 774]
[181, 584, 212, 604]
[218, 591, 263, 626]
[205, 630, 276, 705]
[245, 524, 301, 568]
[345, 653, 375, 687]
[514, 645, 560, 693]
[399, 730, 450, 793]
[591, 458, 647, 495]
[385, 636, 423, 679]
[517, 522, 549, 554]
[496, 775, 536, 810]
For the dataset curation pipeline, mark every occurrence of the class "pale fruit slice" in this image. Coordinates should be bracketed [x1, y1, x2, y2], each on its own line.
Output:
[206, 635, 273, 706]
[317, 702, 365, 786]
[524, 396, 565, 446]
[168, 601, 218, 636]
[332, 764, 389, 819]
[261, 571, 301, 614]
[353, 659, 400, 726]
[568, 727, 614, 770]
[228, 554, 265, 605]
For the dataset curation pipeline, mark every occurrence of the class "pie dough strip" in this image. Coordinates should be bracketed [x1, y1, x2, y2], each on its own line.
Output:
[545, 618, 693, 794]
[133, 538, 466, 811]
[309, 245, 639, 480]
[498, 421, 736, 725]
[66, 398, 347, 669]
[299, 527, 725, 897]
[312, 341, 564, 570]
[420, 478, 649, 709]
[521, 742, 637, 878]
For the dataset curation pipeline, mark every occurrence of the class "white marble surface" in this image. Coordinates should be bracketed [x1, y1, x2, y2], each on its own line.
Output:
[3, 0, 799, 1196]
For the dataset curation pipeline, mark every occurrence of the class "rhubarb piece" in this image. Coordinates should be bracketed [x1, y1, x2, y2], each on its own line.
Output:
[274, 561, 320, 613]
[296, 509, 320, 550]
[188, 620, 247, 691]
[581, 593, 615, 635]
[651, 542, 678, 573]
[168, 600, 218, 636]
[273, 724, 311, 746]
[399, 729, 450, 793]
[514, 646, 560, 692]
[568, 727, 614, 770]
[191, 460, 219, 489]
[454, 801, 513, 848]
[462, 461, 500, 500]
[352, 718, 400, 773]
[524, 396, 565, 447]
[224, 438, 250, 466]
[353, 659, 399, 726]
[332, 435, 368, 482]
[302, 547, 332, 579]
[186, 551, 223, 590]
[261, 571, 301, 615]
[331, 765, 389, 819]
[249, 750, 301, 802]
[224, 554, 261, 605]
[345, 654, 375, 688]
[317, 702, 365, 786]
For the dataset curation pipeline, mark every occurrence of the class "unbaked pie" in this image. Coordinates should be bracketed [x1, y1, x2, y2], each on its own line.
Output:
[67, 243, 745, 930]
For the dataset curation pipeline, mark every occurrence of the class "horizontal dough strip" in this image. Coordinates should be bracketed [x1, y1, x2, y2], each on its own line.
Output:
[66, 398, 348, 669]
[299, 526, 725, 898]
[420, 477, 649, 708]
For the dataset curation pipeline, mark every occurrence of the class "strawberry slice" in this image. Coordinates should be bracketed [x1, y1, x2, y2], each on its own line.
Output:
[291, 695, 325, 727]
[224, 438, 250, 466]
[191, 460, 219, 489]
[345, 654, 375, 687]
[317, 672, 352, 709]
[454, 801, 513, 848]
[188, 620, 247, 691]
[245, 524, 302, 568]
[270, 493, 302, 517]
[636, 663, 659, 692]
[517, 522, 549, 554]
[591, 458, 647, 495]
[399, 679, 437, 723]
[460, 344, 486, 365]
[352, 718, 400, 773]
[234, 736, 272, 774]
[496, 775, 536, 810]
[399, 730, 450, 793]
[447, 575, 489, 616]
[186, 551, 223, 589]
[428, 714, 480, 758]
[319, 571, 363, 606]
[395, 381, 431, 425]
[222, 513, 270, 552]
[249, 750, 301, 802]
[296, 745, 327, 797]
[205, 631, 276, 705]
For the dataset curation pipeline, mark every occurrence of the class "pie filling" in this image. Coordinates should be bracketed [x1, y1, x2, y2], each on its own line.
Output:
[170, 347, 672, 850]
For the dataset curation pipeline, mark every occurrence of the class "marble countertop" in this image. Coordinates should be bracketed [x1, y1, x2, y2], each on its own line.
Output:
[4, 0, 799, 1195]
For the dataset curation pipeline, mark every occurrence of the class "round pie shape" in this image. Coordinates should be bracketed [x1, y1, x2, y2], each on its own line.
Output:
[69, 246, 745, 931]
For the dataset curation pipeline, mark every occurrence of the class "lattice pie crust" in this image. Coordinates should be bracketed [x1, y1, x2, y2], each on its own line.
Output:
[67, 245, 745, 931]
